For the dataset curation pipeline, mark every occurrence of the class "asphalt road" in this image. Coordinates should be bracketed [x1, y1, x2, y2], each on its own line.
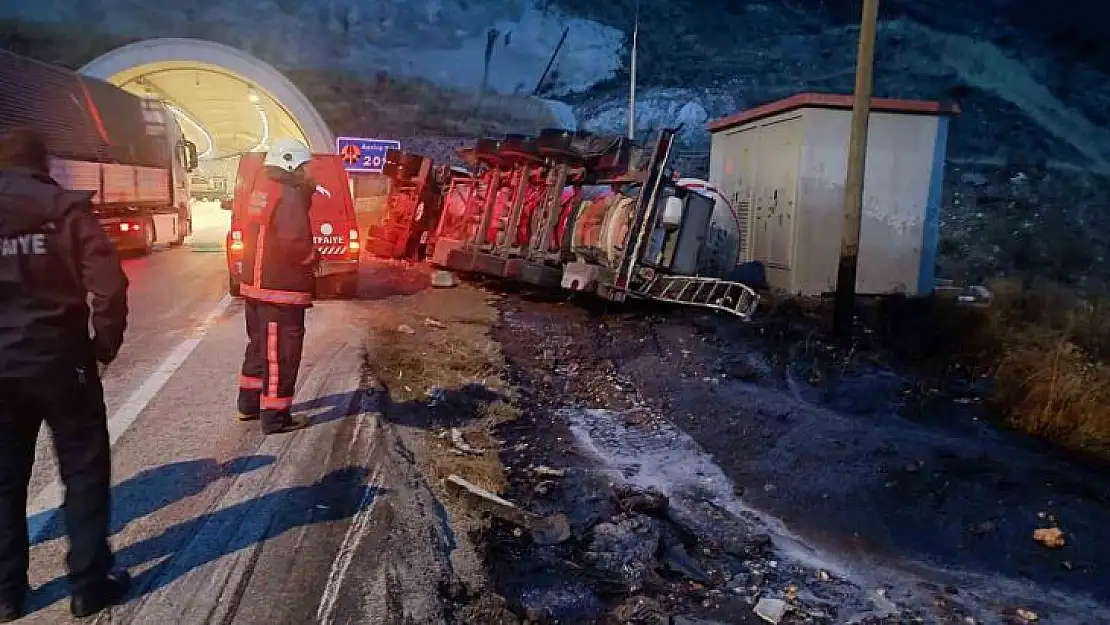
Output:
[18, 209, 429, 624]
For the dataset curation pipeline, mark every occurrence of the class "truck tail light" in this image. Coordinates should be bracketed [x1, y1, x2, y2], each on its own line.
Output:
[230, 230, 244, 252]
[348, 229, 360, 254]
[119, 221, 140, 232]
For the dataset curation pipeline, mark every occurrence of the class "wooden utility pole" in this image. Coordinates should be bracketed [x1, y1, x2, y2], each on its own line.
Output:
[833, 0, 881, 341]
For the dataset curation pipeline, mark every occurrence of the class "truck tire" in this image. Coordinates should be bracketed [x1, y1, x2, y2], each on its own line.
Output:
[140, 218, 155, 255]
[169, 215, 186, 247]
[229, 273, 241, 297]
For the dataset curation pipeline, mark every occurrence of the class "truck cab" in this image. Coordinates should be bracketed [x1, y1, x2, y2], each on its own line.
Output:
[225, 152, 360, 298]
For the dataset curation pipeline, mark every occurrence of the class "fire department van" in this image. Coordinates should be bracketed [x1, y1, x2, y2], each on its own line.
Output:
[224, 152, 360, 298]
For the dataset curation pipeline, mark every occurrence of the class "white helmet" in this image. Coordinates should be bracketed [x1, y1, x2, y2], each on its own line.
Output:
[263, 137, 312, 172]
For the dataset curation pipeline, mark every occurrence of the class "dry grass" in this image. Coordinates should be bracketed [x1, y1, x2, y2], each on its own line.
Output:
[361, 273, 518, 495]
[970, 279, 1110, 455]
[884, 278, 1110, 456]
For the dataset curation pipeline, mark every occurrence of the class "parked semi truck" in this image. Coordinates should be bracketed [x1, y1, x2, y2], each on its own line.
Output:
[0, 48, 199, 255]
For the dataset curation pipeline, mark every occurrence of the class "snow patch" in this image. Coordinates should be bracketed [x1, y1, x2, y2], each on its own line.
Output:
[564, 407, 848, 577]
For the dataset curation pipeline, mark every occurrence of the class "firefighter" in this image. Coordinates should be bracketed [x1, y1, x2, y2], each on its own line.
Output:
[0, 128, 131, 620]
[236, 137, 318, 434]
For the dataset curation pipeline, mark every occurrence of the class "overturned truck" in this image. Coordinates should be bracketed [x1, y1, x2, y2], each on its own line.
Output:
[383, 129, 760, 320]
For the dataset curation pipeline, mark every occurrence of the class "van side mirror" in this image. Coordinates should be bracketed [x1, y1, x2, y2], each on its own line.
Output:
[220, 199, 233, 211]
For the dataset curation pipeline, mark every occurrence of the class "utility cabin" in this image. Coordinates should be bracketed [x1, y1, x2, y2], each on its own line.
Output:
[707, 93, 959, 297]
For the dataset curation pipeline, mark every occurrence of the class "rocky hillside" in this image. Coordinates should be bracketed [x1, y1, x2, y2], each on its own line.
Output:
[2, 0, 1109, 284]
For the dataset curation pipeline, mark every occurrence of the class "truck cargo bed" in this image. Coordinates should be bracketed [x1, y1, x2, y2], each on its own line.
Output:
[0, 48, 171, 168]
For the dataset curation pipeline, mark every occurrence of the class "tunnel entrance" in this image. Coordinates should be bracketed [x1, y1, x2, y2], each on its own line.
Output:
[80, 38, 334, 198]
[79, 38, 335, 248]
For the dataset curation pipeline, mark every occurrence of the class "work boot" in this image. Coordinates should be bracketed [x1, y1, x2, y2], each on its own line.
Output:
[261, 413, 309, 435]
[70, 570, 131, 618]
[237, 410, 260, 422]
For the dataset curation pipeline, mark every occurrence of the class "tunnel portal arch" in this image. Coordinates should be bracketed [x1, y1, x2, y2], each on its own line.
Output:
[79, 38, 334, 154]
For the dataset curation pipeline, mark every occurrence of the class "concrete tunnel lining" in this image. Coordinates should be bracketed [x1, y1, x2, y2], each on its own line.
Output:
[79, 37, 335, 154]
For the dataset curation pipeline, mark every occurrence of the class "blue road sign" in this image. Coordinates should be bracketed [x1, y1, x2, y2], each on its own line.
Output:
[335, 136, 402, 174]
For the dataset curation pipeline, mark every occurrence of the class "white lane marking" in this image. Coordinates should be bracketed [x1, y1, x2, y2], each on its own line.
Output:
[26, 294, 236, 543]
[316, 412, 379, 625]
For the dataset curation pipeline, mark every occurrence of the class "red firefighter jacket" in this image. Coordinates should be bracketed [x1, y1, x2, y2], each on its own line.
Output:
[239, 168, 316, 306]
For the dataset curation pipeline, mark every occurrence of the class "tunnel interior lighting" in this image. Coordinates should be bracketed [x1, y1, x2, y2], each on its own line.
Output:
[165, 103, 215, 159]
[248, 99, 270, 153]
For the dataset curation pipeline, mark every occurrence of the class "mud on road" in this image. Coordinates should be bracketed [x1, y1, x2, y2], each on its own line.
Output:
[351, 263, 1110, 624]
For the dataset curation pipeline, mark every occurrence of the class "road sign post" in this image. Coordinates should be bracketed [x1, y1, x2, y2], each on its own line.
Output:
[335, 137, 401, 174]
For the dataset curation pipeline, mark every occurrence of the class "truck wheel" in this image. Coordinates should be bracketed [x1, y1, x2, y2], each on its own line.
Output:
[169, 215, 186, 247]
[229, 274, 241, 297]
[141, 219, 155, 255]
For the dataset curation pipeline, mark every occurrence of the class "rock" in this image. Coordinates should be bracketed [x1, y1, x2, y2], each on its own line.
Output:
[431, 270, 457, 288]
[533, 465, 566, 478]
[1033, 527, 1066, 548]
[618, 485, 669, 516]
[754, 597, 789, 623]
[397, 323, 416, 334]
[531, 513, 572, 546]
[423, 317, 446, 329]
[1016, 607, 1039, 621]
[661, 541, 711, 584]
[583, 515, 662, 593]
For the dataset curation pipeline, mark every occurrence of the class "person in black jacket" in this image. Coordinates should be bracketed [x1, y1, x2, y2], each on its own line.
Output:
[0, 128, 131, 621]
[236, 138, 317, 434]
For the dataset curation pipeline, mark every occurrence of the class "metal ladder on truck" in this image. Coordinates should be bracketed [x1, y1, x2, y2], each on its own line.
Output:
[634, 275, 761, 321]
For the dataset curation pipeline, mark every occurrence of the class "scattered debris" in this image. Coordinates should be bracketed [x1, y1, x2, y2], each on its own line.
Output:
[753, 596, 788, 623]
[397, 323, 416, 335]
[446, 474, 570, 546]
[533, 465, 566, 478]
[612, 596, 669, 624]
[431, 270, 457, 288]
[1033, 527, 1066, 548]
[1016, 607, 1039, 621]
[424, 317, 446, 329]
[446, 474, 528, 525]
[451, 428, 484, 455]
[583, 515, 662, 593]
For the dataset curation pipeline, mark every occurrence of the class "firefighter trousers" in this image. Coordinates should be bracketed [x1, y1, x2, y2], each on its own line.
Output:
[237, 299, 306, 427]
[0, 367, 114, 603]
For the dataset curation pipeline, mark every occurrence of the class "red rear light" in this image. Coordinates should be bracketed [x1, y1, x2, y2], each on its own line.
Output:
[348, 229, 360, 253]
[230, 230, 244, 252]
[119, 222, 140, 232]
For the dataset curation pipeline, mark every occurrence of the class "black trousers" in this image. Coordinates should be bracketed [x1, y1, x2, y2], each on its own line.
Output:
[0, 367, 113, 602]
[237, 299, 306, 426]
